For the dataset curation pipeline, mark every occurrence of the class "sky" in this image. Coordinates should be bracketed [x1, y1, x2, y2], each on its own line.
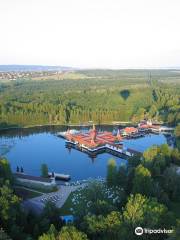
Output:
[0, 0, 180, 69]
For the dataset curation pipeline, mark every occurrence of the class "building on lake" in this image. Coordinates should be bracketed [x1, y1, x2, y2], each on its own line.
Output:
[65, 124, 122, 149]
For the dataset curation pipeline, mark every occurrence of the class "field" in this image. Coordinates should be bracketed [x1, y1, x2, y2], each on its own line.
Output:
[31, 71, 89, 81]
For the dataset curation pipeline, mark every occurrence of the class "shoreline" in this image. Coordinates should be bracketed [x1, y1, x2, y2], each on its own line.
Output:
[0, 122, 134, 132]
[0, 120, 170, 133]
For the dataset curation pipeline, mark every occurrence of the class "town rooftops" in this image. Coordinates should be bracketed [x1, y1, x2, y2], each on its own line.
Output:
[14, 173, 52, 183]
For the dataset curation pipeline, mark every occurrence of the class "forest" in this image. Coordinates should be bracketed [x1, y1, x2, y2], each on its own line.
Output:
[1, 143, 180, 239]
[0, 69, 180, 239]
[0, 69, 179, 128]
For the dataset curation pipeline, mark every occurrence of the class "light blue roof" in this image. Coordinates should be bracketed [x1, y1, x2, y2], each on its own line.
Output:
[60, 215, 74, 222]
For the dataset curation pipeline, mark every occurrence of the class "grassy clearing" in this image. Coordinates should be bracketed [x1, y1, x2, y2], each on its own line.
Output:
[60, 182, 122, 217]
[60, 187, 89, 215]
[32, 71, 88, 81]
[60, 192, 75, 215]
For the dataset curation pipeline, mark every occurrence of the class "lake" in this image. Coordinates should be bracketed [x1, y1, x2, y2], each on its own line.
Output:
[0, 125, 167, 181]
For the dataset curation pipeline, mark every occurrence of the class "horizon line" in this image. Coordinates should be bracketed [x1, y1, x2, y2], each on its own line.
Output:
[0, 64, 180, 70]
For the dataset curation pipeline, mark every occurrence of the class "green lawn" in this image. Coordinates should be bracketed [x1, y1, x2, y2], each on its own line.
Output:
[60, 187, 89, 215]
[60, 192, 75, 215]
[60, 182, 120, 217]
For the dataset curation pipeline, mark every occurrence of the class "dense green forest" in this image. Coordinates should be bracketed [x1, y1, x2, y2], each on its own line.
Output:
[0, 69, 179, 128]
[1, 144, 180, 239]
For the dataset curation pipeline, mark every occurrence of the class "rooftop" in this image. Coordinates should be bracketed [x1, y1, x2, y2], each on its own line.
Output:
[66, 126, 121, 148]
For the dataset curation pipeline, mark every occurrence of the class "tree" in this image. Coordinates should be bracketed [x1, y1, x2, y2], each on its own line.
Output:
[150, 154, 166, 176]
[123, 194, 175, 239]
[106, 159, 117, 187]
[0, 228, 12, 240]
[41, 164, 48, 178]
[143, 145, 171, 176]
[39, 234, 55, 240]
[143, 145, 159, 163]
[175, 125, 180, 150]
[57, 226, 88, 240]
[47, 224, 58, 236]
[0, 183, 21, 228]
[162, 167, 180, 201]
[171, 148, 180, 166]
[38, 218, 50, 236]
[148, 104, 157, 118]
[89, 199, 116, 216]
[128, 153, 141, 169]
[116, 164, 127, 189]
[83, 211, 122, 240]
[33, 224, 40, 239]
[104, 211, 122, 238]
[86, 181, 105, 202]
[0, 159, 13, 186]
[41, 201, 61, 229]
[168, 220, 180, 240]
[175, 125, 180, 138]
[38, 224, 57, 240]
[132, 164, 153, 197]
[160, 144, 171, 158]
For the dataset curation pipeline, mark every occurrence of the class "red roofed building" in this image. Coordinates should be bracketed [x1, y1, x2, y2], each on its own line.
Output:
[138, 120, 161, 131]
[121, 127, 138, 136]
[65, 125, 122, 149]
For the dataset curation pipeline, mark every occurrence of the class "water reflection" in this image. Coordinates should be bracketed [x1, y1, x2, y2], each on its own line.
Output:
[0, 125, 168, 181]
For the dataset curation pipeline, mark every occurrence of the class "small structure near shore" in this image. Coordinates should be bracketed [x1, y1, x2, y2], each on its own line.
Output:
[48, 172, 71, 181]
[14, 172, 56, 188]
[60, 215, 74, 224]
[121, 127, 138, 136]
[138, 120, 174, 133]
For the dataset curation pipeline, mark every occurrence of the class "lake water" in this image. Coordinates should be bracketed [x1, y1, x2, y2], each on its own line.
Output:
[0, 126, 167, 181]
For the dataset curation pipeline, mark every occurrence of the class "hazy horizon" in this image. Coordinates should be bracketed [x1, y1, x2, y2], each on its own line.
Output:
[1, 64, 180, 70]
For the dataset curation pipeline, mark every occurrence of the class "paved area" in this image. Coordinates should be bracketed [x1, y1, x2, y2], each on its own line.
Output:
[22, 184, 86, 214]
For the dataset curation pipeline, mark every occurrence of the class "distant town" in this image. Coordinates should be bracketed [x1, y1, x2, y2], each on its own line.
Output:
[0, 70, 61, 81]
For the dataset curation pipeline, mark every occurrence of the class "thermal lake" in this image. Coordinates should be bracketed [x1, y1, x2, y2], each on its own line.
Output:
[0, 125, 167, 181]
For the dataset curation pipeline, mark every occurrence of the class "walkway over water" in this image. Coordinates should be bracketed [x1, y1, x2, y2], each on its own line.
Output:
[66, 141, 141, 158]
